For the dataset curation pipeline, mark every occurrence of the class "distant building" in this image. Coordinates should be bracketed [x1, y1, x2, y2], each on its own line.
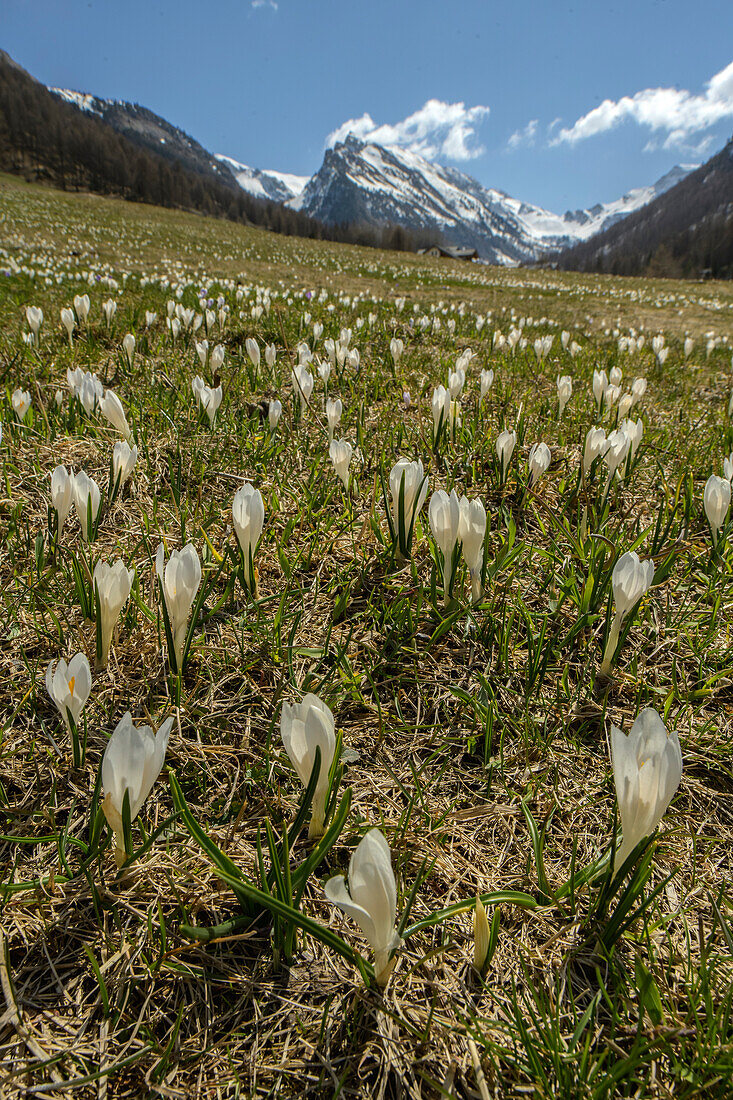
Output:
[417, 244, 479, 261]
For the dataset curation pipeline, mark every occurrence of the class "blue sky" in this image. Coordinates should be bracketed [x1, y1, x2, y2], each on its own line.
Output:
[4, 0, 733, 212]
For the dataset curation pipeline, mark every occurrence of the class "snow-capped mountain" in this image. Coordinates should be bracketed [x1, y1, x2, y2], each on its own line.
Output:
[214, 155, 308, 204]
[50, 82, 695, 265]
[287, 136, 693, 263]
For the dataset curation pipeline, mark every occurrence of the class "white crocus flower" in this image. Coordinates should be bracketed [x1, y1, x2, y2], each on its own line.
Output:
[72, 471, 101, 541]
[26, 305, 43, 340]
[100, 389, 132, 441]
[458, 496, 487, 604]
[388, 458, 428, 557]
[723, 453, 733, 482]
[480, 369, 494, 400]
[603, 428, 631, 490]
[324, 829, 402, 987]
[93, 559, 134, 668]
[600, 551, 655, 675]
[102, 299, 117, 328]
[431, 385, 450, 446]
[583, 427, 609, 475]
[557, 375, 572, 416]
[102, 711, 174, 865]
[631, 377, 647, 404]
[609, 366, 623, 387]
[232, 483, 264, 596]
[704, 474, 731, 544]
[527, 442, 551, 487]
[292, 365, 313, 412]
[201, 384, 223, 426]
[326, 397, 342, 442]
[112, 441, 138, 491]
[619, 417, 643, 458]
[268, 398, 282, 432]
[684, 336, 694, 359]
[61, 307, 75, 346]
[593, 369, 608, 412]
[245, 337, 260, 371]
[429, 489, 461, 605]
[329, 439, 352, 490]
[611, 708, 682, 870]
[448, 368, 465, 399]
[495, 429, 516, 484]
[390, 337, 404, 366]
[155, 543, 201, 672]
[46, 653, 92, 735]
[12, 388, 31, 421]
[122, 333, 135, 368]
[281, 694, 336, 838]
[317, 361, 331, 387]
[265, 343, 277, 370]
[50, 465, 74, 537]
[195, 339, 209, 369]
[210, 344, 225, 372]
[74, 294, 90, 323]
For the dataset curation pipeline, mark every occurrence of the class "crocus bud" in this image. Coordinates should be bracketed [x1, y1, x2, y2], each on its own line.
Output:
[195, 339, 209, 369]
[631, 377, 647, 403]
[390, 337, 404, 365]
[609, 366, 623, 387]
[102, 711, 174, 865]
[12, 388, 31, 421]
[281, 693, 336, 838]
[704, 474, 731, 543]
[61, 307, 75, 345]
[93, 559, 134, 668]
[473, 896, 491, 972]
[429, 489, 461, 605]
[122, 334, 135, 368]
[723, 453, 733, 482]
[46, 652, 91, 735]
[684, 336, 694, 359]
[611, 708, 682, 870]
[318, 361, 331, 387]
[55, 389, 63, 407]
[51, 465, 74, 537]
[583, 427, 608, 475]
[326, 397, 342, 441]
[265, 343, 277, 370]
[557, 375, 572, 416]
[329, 439, 352, 490]
[72, 471, 101, 541]
[324, 828, 402, 986]
[458, 496, 487, 604]
[495, 429, 516, 484]
[232, 483, 264, 596]
[480, 369, 494, 399]
[100, 389, 132, 441]
[156, 543, 201, 672]
[112, 440, 138, 491]
[527, 442, 551, 486]
[268, 398, 282, 432]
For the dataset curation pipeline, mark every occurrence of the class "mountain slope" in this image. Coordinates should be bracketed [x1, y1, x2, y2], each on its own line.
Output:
[288, 136, 692, 263]
[556, 135, 733, 278]
[51, 88, 236, 187]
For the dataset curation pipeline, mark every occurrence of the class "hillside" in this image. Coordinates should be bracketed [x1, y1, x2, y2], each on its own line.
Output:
[556, 135, 733, 278]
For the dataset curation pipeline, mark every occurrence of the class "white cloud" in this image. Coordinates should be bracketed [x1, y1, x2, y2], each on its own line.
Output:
[552, 59, 733, 149]
[326, 99, 491, 161]
[251, 0, 278, 9]
[507, 119, 538, 150]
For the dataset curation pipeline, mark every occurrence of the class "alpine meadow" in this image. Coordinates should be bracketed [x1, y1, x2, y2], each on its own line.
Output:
[1, 169, 733, 1099]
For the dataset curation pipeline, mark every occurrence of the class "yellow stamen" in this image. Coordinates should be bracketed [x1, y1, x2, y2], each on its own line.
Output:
[68, 676, 75, 696]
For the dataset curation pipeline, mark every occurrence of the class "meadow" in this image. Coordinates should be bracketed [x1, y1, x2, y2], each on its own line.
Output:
[1, 171, 733, 1098]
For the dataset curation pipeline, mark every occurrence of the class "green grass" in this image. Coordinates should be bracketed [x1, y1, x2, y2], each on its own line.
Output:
[0, 174, 732, 1098]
